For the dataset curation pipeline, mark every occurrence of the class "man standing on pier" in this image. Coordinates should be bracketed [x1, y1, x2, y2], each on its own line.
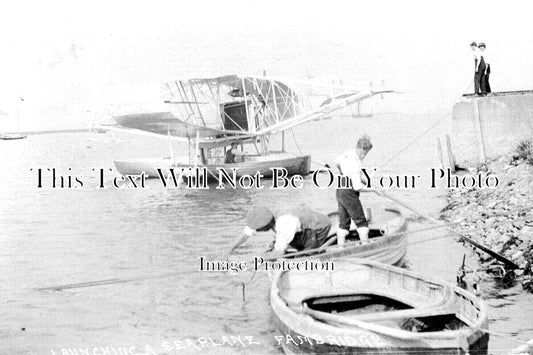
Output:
[470, 41, 485, 95]
[478, 42, 491, 94]
[227, 206, 333, 258]
[334, 135, 373, 245]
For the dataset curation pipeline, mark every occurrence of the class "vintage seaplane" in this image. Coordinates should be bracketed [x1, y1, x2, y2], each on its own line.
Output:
[101, 75, 392, 182]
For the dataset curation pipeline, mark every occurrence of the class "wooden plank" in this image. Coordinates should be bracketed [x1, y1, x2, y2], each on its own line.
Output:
[302, 307, 458, 341]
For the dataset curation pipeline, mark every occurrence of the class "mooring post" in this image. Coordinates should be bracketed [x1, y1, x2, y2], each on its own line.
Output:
[436, 137, 444, 169]
[445, 134, 456, 173]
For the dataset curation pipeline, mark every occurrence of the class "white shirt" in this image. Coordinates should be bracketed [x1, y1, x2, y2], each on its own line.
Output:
[243, 214, 301, 252]
[272, 214, 301, 251]
[480, 50, 490, 66]
[472, 48, 482, 71]
[334, 149, 365, 191]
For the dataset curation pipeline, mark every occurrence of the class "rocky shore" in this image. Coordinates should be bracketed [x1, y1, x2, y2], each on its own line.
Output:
[440, 142, 533, 292]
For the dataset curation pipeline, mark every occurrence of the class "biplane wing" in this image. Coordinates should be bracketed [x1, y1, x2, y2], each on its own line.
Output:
[112, 112, 249, 139]
[103, 75, 394, 145]
[254, 88, 394, 135]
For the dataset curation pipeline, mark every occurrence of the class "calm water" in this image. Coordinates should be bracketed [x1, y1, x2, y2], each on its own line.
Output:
[1, 113, 532, 354]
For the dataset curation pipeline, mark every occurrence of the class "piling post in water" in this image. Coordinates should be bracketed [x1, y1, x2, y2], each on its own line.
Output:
[437, 137, 444, 169]
[445, 134, 456, 173]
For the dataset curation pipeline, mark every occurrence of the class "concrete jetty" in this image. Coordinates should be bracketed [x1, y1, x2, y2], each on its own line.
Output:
[451, 90, 533, 168]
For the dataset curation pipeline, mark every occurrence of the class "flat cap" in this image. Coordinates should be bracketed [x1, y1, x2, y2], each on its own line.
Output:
[246, 207, 274, 230]
[470, 41, 477, 46]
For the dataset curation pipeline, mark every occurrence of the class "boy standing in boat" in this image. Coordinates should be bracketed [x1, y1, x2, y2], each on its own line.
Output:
[334, 135, 373, 246]
[227, 206, 333, 258]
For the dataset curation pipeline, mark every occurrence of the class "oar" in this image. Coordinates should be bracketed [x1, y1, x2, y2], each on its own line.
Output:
[263, 221, 463, 262]
[372, 190, 519, 269]
[302, 305, 459, 341]
[36, 271, 187, 292]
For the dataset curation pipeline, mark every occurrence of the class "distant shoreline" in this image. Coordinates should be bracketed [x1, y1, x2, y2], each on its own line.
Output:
[1, 128, 100, 136]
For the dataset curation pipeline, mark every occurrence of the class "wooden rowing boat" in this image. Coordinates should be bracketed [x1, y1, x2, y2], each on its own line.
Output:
[280, 207, 408, 266]
[0, 133, 27, 140]
[270, 259, 489, 354]
[113, 152, 311, 180]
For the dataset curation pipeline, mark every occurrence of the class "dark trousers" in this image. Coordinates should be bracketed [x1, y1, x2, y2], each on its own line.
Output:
[474, 72, 482, 94]
[477, 60, 487, 94]
[336, 188, 368, 230]
[484, 65, 491, 93]
[474, 55, 486, 94]
[290, 224, 332, 250]
[475, 69, 486, 94]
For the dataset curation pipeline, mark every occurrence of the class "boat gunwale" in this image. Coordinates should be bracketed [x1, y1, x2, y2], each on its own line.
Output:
[270, 258, 488, 343]
[321, 210, 407, 256]
[279, 207, 408, 264]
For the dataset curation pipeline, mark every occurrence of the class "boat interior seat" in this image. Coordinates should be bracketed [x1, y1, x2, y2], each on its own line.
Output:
[341, 307, 458, 322]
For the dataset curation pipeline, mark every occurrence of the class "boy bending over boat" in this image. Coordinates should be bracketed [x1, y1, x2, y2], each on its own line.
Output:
[334, 135, 373, 246]
[227, 206, 333, 259]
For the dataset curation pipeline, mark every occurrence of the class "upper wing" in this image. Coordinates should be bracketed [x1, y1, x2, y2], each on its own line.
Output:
[108, 76, 395, 141]
[254, 88, 394, 135]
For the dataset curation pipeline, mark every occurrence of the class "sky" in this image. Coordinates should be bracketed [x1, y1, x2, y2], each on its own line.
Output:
[1, 0, 532, 130]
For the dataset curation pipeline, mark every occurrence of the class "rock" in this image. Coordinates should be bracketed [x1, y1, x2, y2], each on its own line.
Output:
[485, 231, 500, 245]
[479, 254, 492, 262]
[441, 154, 533, 292]
[504, 249, 516, 258]
[519, 226, 533, 242]
[498, 235, 511, 246]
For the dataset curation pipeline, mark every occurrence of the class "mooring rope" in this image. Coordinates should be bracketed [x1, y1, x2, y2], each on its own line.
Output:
[378, 111, 452, 169]
[378, 78, 474, 170]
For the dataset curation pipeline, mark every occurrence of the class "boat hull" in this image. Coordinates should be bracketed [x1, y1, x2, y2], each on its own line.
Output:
[0, 133, 27, 140]
[281, 208, 408, 267]
[323, 209, 407, 266]
[113, 157, 186, 177]
[273, 318, 489, 355]
[270, 260, 489, 355]
[113, 153, 311, 179]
